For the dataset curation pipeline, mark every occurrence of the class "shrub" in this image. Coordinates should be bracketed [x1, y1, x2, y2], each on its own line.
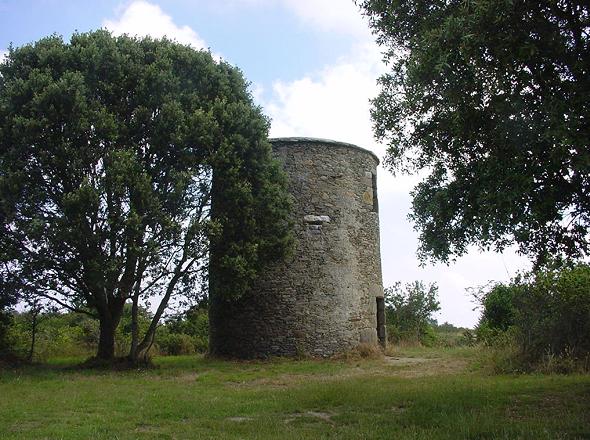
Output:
[481, 284, 516, 331]
[475, 263, 590, 372]
[385, 281, 440, 346]
[114, 305, 153, 357]
[0, 309, 14, 359]
[165, 304, 209, 353]
[513, 264, 590, 366]
[157, 333, 196, 356]
[4, 311, 97, 361]
[460, 329, 478, 347]
[475, 328, 524, 374]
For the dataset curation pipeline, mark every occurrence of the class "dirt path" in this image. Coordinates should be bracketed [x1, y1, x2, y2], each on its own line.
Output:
[226, 352, 473, 390]
[383, 354, 471, 378]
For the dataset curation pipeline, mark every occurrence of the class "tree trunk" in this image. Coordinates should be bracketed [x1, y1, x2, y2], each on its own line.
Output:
[129, 293, 140, 361]
[97, 317, 116, 360]
[96, 300, 126, 360]
[27, 307, 38, 363]
[136, 271, 183, 359]
[128, 259, 146, 363]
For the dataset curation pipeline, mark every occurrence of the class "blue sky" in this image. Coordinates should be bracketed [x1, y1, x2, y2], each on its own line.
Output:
[0, 0, 531, 327]
[0, 0, 361, 84]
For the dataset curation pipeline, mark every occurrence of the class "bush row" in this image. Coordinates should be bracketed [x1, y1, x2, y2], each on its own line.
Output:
[0, 304, 209, 362]
[474, 263, 590, 373]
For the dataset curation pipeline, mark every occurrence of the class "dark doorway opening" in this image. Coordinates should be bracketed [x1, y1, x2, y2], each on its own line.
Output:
[376, 297, 386, 347]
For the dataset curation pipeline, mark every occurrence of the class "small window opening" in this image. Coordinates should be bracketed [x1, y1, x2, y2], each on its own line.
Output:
[372, 172, 379, 213]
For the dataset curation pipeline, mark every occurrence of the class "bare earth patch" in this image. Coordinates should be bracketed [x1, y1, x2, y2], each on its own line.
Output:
[384, 355, 470, 378]
[284, 411, 336, 425]
[384, 356, 434, 366]
[224, 355, 471, 389]
[134, 423, 162, 433]
[226, 416, 254, 422]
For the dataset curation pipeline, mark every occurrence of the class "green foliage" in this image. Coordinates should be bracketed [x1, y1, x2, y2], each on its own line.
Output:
[114, 304, 153, 356]
[358, 0, 590, 265]
[0, 308, 14, 359]
[419, 324, 439, 347]
[480, 284, 516, 332]
[5, 311, 98, 361]
[475, 263, 590, 372]
[0, 30, 292, 360]
[164, 303, 209, 353]
[473, 282, 517, 345]
[513, 263, 590, 367]
[2, 304, 208, 360]
[156, 332, 197, 356]
[0, 273, 19, 359]
[432, 321, 464, 333]
[474, 327, 525, 374]
[431, 321, 473, 347]
[385, 281, 440, 345]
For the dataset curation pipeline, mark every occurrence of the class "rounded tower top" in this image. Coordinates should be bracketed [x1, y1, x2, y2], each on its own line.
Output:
[269, 137, 380, 165]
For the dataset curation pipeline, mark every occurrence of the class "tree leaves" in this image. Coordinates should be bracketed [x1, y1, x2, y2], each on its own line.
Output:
[359, 0, 590, 265]
[0, 30, 292, 359]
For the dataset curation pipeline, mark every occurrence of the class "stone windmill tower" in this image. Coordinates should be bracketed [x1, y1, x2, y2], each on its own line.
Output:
[209, 137, 385, 358]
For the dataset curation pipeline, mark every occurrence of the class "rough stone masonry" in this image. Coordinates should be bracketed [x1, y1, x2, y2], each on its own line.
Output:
[209, 137, 386, 358]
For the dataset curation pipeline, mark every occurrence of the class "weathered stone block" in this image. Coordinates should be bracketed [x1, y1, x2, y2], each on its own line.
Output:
[304, 215, 331, 224]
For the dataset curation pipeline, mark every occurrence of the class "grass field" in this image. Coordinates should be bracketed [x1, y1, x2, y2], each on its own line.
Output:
[1, 347, 589, 439]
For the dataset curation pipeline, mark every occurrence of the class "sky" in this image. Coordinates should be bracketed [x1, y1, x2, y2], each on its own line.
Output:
[0, 0, 532, 327]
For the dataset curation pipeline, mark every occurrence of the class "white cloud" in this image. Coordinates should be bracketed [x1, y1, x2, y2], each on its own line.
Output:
[230, 0, 371, 38]
[103, 1, 208, 50]
[280, 0, 371, 38]
[0, 49, 7, 63]
[265, 42, 384, 153]
[250, 82, 266, 105]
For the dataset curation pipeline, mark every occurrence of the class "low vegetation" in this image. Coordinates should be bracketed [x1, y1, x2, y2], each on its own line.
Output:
[384, 280, 441, 346]
[384, 281, 470, 349]
[1, 347, 588, 439]
[473, 263, 590, 373]
[0, 302, 209, 363]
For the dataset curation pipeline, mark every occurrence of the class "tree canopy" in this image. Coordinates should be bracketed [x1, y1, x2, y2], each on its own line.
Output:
[0, 30, 291, 360]
[358, 0, 590, 266]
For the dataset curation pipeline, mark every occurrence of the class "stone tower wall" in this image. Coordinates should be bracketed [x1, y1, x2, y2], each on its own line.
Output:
[209, 138, 385, 358]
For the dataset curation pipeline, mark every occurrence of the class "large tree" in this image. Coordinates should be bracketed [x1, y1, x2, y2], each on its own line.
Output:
[0, 31, 291, 361]
[358, 0, 589, 266]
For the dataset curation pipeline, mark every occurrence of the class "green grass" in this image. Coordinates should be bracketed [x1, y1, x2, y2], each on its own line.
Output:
[1, 347, 589, 439]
